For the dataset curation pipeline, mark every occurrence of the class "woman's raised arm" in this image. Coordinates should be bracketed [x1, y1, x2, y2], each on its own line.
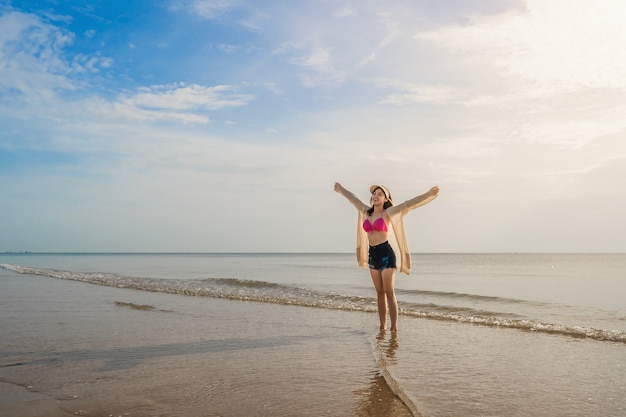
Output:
[387, 186, 439, 216]
[334, 182, 370, 212]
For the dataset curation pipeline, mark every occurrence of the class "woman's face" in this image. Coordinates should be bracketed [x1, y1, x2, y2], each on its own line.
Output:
[371, 188, 388, 205]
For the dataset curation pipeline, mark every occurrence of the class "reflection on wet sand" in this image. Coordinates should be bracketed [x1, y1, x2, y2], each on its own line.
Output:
[354, 331, 414, 417]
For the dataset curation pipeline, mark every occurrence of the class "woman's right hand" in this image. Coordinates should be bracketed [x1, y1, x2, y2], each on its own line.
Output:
[334, 182, 342, 192]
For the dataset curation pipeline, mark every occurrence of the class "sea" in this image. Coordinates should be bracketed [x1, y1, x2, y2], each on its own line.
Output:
[0, 253, 624, 417]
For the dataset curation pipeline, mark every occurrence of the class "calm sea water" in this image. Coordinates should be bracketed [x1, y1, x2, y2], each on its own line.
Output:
[1, 253, 625, 416]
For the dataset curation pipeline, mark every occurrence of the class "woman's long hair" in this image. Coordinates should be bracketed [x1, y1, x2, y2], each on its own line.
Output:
[367, 187, 393, 216]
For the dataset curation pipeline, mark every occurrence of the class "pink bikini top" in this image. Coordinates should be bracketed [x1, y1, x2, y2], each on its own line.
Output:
[363, 217, 388, 233]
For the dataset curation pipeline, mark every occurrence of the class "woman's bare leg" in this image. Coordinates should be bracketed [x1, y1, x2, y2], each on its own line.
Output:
[381, 268, 398, 331]
[370, 269, 387, 329]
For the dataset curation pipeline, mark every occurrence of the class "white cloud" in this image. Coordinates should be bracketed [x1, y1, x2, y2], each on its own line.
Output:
[108, 101, 211, 124]
[408, 0, 626, 191]
[332, 6, 356, 18]
[417, 0, 626, 91]
[378, 82, 457, 105]
[86, 83, 255, 124]
[0, 10, 254, 126]
[170, 0, 239, 19]
[272, 38, 347, 87]
[0, 10, 76, 96]
[71, 53, 114, 73]
[120, 83, 253, 111]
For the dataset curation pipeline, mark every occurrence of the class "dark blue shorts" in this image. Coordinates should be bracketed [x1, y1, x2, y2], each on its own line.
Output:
[368, 241, 397, 271]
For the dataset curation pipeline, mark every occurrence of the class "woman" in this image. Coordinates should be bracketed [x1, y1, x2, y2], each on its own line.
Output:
[334, 182, 439, 331]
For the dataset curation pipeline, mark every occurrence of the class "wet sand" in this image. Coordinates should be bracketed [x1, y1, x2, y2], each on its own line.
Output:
[0, 382, 74, 417]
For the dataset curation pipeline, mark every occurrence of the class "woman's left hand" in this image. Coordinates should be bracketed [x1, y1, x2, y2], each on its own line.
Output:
[430, 186, 439, 196]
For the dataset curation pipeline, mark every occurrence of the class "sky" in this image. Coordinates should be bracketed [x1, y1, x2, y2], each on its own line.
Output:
[1, 0, 625, 253]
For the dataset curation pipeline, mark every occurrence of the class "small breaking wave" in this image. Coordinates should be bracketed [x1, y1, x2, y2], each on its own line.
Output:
[115, 301, 157, 310]
[2, 263, 625, 344]
[396, 288, 555, 307]
[114, 301, 173, 312]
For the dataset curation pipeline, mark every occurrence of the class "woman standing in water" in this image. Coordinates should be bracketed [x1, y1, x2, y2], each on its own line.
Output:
[334, 182, 439, 331]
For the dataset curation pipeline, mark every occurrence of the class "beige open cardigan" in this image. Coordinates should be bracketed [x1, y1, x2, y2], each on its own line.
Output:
[335, 184, 438, 275]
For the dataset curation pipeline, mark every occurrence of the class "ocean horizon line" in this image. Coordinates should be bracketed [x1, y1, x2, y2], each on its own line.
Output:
[2, 251, 624, 255]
